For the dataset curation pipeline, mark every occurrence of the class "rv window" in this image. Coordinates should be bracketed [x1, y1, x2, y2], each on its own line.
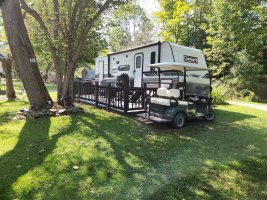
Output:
[151, 52, 156, 64]
[118, 65, 130, 71]
[136, 56, 142, 68]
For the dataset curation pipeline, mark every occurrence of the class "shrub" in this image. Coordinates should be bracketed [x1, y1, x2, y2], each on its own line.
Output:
[240, 89, 255, 102]
[211, 86, 228, 105]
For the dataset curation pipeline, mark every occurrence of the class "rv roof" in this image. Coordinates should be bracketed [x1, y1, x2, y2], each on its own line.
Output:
[148, 62, 211, 71]
[109, 42, 160, 56]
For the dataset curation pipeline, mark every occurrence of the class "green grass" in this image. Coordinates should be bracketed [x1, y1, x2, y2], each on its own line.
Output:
[229, 99, 267, 106]
[0, 80, 57, 102]
[0, 80, 57, 94]
[0, 101, 266, 199]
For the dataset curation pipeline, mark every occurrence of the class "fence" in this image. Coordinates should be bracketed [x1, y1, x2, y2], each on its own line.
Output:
[73, 81, 157, 114]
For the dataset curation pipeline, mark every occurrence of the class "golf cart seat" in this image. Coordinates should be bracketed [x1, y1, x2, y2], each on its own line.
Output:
[150, 88, 180, 106]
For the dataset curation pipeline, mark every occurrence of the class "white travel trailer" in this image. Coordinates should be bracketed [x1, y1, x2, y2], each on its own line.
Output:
[95, 41, 211, 97]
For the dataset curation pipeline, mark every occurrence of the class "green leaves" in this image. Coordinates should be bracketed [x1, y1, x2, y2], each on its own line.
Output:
[107, 1, 154, 51]
[156, 0, 266, 100]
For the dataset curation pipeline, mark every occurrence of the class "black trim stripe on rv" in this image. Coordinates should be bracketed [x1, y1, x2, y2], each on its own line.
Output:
[158, 41, 161, 63]
[166, 41, 176, 62]
[108, 54, 110, 77]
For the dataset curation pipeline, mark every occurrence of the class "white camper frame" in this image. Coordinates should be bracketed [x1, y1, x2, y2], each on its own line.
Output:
[95, 41, 210, 96]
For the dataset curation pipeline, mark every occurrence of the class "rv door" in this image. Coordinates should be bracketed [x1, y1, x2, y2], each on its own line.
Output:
[98, 61, 104, 82]
[134, 53, 143, 87]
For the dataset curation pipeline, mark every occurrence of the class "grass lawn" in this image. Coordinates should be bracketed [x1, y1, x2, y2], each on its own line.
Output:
[229, 99, 267, 106]
[0, 80, 57, 94]
[0, 100, 266, 199]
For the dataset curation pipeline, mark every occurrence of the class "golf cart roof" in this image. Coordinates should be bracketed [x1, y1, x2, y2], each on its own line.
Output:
[148, 62, 211, 71]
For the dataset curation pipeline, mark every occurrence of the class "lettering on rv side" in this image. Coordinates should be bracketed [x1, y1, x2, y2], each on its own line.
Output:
[184, 55, 198, 64]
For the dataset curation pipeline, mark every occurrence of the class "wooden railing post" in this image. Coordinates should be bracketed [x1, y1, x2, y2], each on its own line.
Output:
[142, 84, 146, 110]
[143, 83, 147, 111]
[123, 86, 129, 114]
[95, 82, 99, 107]
[72, 81, 76, 100]
[107, 83, 111, 112]
[77, 80, 80, 102]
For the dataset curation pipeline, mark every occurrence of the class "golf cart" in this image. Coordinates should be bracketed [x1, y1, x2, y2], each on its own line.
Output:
[146, 62, 215, 128]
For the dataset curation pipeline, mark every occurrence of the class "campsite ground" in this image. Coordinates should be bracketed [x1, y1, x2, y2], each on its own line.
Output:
[0, 80, 57, 101]
[0, 99, 266, 199]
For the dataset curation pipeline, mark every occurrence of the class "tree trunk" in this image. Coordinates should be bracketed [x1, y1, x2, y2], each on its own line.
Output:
[44, 68, 48, 83]
[1, 0, 52, 109]
[53, 56, 63, 100]
[20, 0, 114, 107]
[1, 58, 16, 99]
[59, 62, 75, 106]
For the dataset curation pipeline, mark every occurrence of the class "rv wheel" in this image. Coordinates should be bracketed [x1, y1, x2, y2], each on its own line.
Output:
[204, 110, 216, 121]
[173, 113, 186, 129]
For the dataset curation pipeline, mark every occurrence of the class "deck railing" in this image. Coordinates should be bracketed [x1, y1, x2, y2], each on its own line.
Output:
[73, 80, 157, 114]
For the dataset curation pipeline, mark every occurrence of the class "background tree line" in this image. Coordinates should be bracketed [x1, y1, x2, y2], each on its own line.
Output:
[0, 0, 128, 108]
[155, 0, 267, 102]
[26, 0, 266, 102]
[0, 0, 266, 106]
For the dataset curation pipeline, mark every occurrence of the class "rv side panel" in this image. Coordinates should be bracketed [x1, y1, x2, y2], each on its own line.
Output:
[109, 44, 160, 87]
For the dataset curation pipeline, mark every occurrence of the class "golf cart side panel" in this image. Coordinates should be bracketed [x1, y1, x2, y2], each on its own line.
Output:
[150, 103, 188, 122]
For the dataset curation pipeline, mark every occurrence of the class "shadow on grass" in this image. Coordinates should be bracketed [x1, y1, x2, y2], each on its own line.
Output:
[0, 104, 265, 199]
[78, 114, 136, 173]
[0, 116, 78, 199]
[73, 107, 265, 199]
[0, 100, 28, 126]
[0, 111, 14, 126]
[148, 155, 267, 200]
[215, 107, 256, 122]
[136, 108, 257, 132]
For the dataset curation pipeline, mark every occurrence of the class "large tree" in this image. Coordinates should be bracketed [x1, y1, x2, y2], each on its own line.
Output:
[0, 54, 16, 99]
[108, 1, 155, 51]
[155, 0, 212, 49]
[155, 0, 267, 100]
[0, 0, 52, 109]
[21, 0, 126, 105]
[204, 0, 267, 100]
[205, 0, 266, 76]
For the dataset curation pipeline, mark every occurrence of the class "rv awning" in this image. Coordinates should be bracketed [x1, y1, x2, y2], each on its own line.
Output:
[148, 62, 211, 71]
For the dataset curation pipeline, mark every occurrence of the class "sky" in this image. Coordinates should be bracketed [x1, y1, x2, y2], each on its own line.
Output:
[138, 0, 160, 15]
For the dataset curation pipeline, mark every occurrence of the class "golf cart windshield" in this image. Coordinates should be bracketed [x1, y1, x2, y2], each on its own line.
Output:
[148, 62, 212, 98]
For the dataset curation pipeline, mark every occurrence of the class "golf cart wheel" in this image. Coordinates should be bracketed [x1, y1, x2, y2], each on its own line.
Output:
[173, 113, 186, 129]
[204, 110, 216, 121]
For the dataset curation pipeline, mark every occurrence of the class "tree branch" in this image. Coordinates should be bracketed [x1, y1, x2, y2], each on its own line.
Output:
[53, 0, 59, 40]
[20, 0, 57, 59]
[72, 0, 113, 63]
